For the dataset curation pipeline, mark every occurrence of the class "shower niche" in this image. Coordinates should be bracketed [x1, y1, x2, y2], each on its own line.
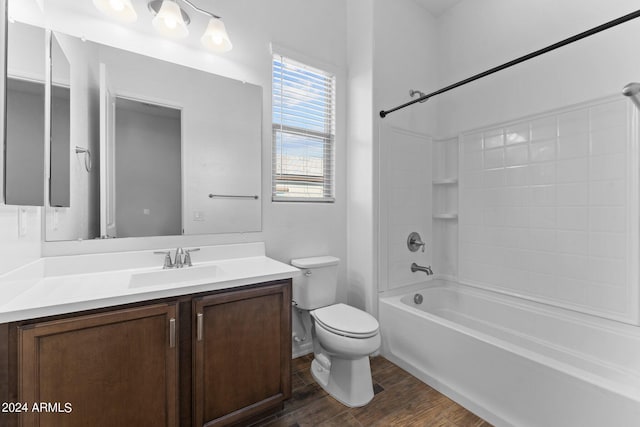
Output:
[432, 137, 458, 219]
[432, 137, 458, 280]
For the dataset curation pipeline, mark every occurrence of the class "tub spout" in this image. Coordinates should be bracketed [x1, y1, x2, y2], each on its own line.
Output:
[411, 263, 433, 276]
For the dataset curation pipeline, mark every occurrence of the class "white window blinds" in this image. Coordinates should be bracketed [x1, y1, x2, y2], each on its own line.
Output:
[272, 54, 336, 202]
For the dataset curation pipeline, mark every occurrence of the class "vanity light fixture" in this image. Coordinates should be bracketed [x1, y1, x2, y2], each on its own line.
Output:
[151, 0, 232, 51]
[92, 0, 138, 23]
[93, 0, 233, 52]
[150, 0, 232, 51]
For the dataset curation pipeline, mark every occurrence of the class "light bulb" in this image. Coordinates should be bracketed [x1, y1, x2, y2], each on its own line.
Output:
[92, 0, 137, 23]
[152, 0, 189, 39]
[109, 0, 124, 12]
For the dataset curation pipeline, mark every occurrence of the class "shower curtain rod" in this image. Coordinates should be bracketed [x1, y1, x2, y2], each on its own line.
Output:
[379, 9, 640, 118]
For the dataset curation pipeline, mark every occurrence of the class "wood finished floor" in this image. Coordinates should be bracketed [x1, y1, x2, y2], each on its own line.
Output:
[252, 355, 492, 427]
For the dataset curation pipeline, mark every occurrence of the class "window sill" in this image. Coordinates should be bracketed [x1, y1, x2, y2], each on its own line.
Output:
[272, 197, 335, 203]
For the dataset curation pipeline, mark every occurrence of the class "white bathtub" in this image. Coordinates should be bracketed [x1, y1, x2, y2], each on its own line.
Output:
[379, 280, 640, 427]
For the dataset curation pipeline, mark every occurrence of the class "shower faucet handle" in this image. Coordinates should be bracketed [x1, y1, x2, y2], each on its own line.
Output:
[407, 232, 426, 252]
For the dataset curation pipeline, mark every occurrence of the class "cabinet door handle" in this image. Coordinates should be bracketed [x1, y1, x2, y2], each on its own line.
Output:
[197, 313, 203, 341]
[169, 318, 176, 348]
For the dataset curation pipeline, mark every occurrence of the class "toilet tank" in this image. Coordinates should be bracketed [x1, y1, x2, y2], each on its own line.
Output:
[291, 256, 340, 310]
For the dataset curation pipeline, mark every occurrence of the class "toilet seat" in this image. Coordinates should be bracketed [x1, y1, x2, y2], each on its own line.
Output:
[312, 303, 379, 339]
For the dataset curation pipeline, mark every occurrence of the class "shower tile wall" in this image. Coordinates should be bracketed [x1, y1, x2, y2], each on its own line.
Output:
[459, 97, 638, 323]
[379, 125, 432, 292]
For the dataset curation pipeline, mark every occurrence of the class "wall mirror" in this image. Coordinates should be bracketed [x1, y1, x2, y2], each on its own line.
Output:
[0, 0, 5, 203]
[50, 33, 71, 208]
[5, 20, 45, 206]
[5, 0, 263, 241]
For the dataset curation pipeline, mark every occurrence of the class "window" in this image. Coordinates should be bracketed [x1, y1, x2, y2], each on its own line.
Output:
[272, 54, 336, 202]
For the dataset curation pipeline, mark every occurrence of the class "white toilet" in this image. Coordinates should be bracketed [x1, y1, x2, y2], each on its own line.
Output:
[291, 256, 380, 407]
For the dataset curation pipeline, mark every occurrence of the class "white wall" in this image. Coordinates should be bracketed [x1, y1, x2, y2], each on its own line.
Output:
[436, 0, 640, 136]
[373, 0, 438, 135]
[0, 206, 41, 276]
[346, 0, 375, 314]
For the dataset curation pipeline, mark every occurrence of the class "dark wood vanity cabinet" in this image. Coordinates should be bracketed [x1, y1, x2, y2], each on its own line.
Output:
[17, 303, 179, 427]
[193, 282, 292, 427]
[0, 280, 292, 427]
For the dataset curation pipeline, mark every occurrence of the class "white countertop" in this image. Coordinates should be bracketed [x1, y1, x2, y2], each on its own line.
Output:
[0, 243, 300, 323]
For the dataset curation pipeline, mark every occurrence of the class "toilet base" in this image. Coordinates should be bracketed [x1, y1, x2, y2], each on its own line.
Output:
[310, 355, 374, 408]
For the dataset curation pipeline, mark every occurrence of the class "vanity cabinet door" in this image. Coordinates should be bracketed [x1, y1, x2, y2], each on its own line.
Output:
[193, 282, 291, 427]
[18, 303, 179, 427]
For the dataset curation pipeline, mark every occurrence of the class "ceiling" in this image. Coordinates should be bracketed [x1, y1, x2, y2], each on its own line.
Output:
[414, 0, 463, 17]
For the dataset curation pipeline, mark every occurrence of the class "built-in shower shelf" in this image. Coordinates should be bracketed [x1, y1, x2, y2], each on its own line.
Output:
[433, 213, 458, 220]
[432, 178, 458, 185]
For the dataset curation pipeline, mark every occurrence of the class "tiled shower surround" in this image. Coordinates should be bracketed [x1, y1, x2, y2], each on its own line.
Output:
[459, 97, 638, 324]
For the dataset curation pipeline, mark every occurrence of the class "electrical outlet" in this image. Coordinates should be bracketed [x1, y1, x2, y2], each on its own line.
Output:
[18, 207, 27, 237]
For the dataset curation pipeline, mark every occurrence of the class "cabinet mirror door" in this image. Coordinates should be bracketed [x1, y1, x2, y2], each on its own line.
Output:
[4, 21, 46, 206]
[0, 0, 5, 202]
[49, 33, 71, 207]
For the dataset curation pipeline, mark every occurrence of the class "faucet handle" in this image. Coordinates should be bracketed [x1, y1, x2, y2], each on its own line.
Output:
[154, 251, 174, 269]
[184, 248, 200, 267]
[407, 232, 426, 252]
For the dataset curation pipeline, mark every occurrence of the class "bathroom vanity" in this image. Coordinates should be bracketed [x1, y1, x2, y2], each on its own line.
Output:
[0, 243, 298, 427]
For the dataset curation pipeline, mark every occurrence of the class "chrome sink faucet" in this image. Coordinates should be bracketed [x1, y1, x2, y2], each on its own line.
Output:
[174, 248, 185, 268]
[154, 247, 200, 269]
[411, 262, 433, 276]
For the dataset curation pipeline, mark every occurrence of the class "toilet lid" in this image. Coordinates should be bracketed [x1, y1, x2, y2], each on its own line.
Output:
[291, 256, 339, 269]
[312, 303, 379, 338]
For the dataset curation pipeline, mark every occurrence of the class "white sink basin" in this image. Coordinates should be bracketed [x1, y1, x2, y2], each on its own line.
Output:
[129, 264, 221, 288]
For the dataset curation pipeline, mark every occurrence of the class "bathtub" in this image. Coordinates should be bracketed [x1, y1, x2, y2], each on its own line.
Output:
[379, 280, 640, 427]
